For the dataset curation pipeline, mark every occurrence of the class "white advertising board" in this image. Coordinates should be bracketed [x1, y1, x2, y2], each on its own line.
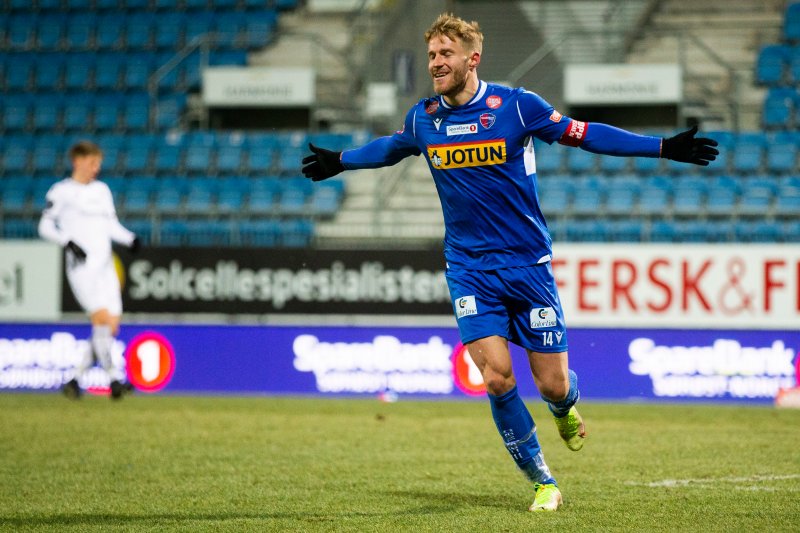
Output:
[0, 241, 61, 321]
[552, 244, 800, 329]
[202, 67, 315, 107]
[564, 64, 682, 104]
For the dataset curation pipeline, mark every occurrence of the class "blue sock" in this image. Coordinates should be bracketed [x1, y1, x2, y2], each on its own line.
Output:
[488, 386, 556, 485]
[542, 369, 580, 418]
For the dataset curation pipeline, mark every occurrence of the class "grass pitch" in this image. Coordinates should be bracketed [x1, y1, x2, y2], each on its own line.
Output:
[1, 393, 798, 532]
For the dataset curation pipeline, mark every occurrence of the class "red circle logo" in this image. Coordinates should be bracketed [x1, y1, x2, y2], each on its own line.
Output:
[486, 95, 503, 109]
[125, 332, 176, 393]
[451, 343, 486, 396]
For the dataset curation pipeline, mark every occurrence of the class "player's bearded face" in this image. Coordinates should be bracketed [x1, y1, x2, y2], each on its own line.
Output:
[428, 35, 472, 97]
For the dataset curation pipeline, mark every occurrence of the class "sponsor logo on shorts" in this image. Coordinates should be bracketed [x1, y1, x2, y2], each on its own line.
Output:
[530, 306, 557, 328]
[427, 139, 506, 170]
[455, 295, 478, 318]
[480, 113, 496, 129]
[446, 123, 478, 136]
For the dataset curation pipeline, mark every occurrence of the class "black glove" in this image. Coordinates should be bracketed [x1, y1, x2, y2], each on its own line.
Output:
[128, 236, 141, 254]
[65, 240, 87, 263]
[301, 143, 344, 181]
[661, 126, 719, 166]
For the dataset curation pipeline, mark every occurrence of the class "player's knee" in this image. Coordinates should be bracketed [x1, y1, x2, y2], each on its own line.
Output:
[483, 370, 515, 396]
[539, 378, 570, 403]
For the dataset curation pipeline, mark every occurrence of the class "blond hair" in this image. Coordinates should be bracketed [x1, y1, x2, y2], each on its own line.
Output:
[68, 140, 103, 160]
[424, 13, 483, 54]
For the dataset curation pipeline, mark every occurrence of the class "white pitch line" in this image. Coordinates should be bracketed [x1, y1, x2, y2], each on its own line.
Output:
[625, 474, 800, 488]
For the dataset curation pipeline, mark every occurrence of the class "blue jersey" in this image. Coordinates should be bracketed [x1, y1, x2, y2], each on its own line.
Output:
[342, 80, 661, 270]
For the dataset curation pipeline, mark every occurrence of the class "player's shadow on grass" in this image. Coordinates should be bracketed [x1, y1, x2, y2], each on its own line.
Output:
[386, 489, 513, 511]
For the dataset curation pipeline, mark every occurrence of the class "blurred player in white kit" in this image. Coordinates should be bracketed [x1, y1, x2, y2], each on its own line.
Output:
[38, 141, 140, 400]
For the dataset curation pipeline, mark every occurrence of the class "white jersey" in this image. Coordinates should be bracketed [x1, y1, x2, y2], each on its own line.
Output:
[38, 178, 135, 270]
[39, 177, 134, 315]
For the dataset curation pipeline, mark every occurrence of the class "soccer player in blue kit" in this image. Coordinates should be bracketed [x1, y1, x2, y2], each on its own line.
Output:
[302, 13, 718, 512]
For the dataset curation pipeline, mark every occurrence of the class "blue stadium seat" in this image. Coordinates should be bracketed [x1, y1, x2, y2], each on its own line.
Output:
[155, 95, 186, 130]
[123, 53, 154, 90]
[64, 54, 95, 90]
[307, 185, 342, 217]
[632, 154, 661, 175]
[31, 144, 64, 176]
[6, 55, 34, 90]
[124, 218, 153, 245]
[731, 137, 765, 174]
[1, 95, 32, 131]
[184, 184, 215, 215]
[765, 140, 798, 173]
[240, 219, 280, 247]
[154, 145, 184, 174]
[735, 220, 780, 242]
[8, 15, 37, 50]
[783, 220, 800, 242]
[34, 55, 64, 91]
[1, 138, 32, 173]
[122, 93, 150, 131]
[763, 88, 796, 129]
[785, 2, 800, 42]
[155, 13, 185, 50]
[186, 220, 233, 247]
[534, 143, 563, 174]
[123, 138, 154, 173]
[93, 95, 121, 130]
[0, 189, 30, 215]
[65, 14, 95, 50]
[184, 13, 214, 45]
[737, 177, 775, 216]
[604, 178, 638, 216]
[279, 219, 314, 247]
[95, 14, 125, 50]
[121, 189, 152, 216]
[158, 219, 188, 246]
[565, 220, 605, 242]
[37, 15, 65, 50]
[774, 187, 800, 217]
[216, 145, 243, 174]
[2, 218, 38, 240]
[243, 11, 278, 49]
[214, 12, 246, 48]
[755, 44, 789, 85]
[32, 95, 62, 131]
[605, 220, 642, 242]
[216, 185, 246, 215]
[94, 54, 122, 90]
[789, 46, 800, 84]
[565, 148, 596, 174]
[153, 188, 184, 214]
[637, 176, 671, 216]
[648, 220, 677, 242]
[247, 149, 275, 175]
[126, 13, 155, 49]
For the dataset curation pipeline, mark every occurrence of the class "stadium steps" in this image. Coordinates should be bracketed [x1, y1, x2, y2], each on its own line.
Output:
[627, 0, 784, 130]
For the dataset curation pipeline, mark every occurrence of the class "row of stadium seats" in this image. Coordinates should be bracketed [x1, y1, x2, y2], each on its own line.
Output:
[0, 10, 279, 52]
[758, 3, 800, 129]
[0, 216, 315, 247]
[0, 51, 247, 93]
[755, 44, 800, 86]
[0, 176, 346, 218]
[1, 0, 297, 13]
[0, 131, 366, 176]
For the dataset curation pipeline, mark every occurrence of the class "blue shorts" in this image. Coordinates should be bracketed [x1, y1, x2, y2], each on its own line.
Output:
[445, 262, 568, 353]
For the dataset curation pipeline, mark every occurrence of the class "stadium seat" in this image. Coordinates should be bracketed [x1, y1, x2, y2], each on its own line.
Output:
[153, 188, 184, 214]
[755, 44, 789, 85]
[155, 13, 185, 50]
[122, 93, 150, 131]
[1, 95, 32, 131]
[731, 136, 765, 174]
[37, 15, 66, 50]
[94, 54, 122, 90]
[8, 15, 37, 50]
[1, 218, 38, 240]
[216, 144, 244, 174]
[34, 55, 64, 91]
[534, 143, 563, 174]
[186, 220, 233, 247]
[122, 53, 154, 90]
[279, 219, 314, 247]
[214, 12, 246, 48]
[239, 219, 280, 247]
[789, 46, 800, 84]
[763, 88, 796, 129]
[31, 143, 64, 176]
[158, 219, 188, 246]
[765, 140, 798, 173]
[632, 154, 661, 175]
[774, 188, 800, 217]
[737, 178, 775, 216]
[0, 189, 30, 215]
[648, 220, 677, 242]
[307, 183, 342, 217]
[785, 2, 800, 42]
[95, 14, 125, 50]
[154, 145, 184, 174]
[243, 11, 278, 49]
[565, 220, 605, 242]
[32, 95, 62, 132]
[126, 13, 155, 49]
[93, 95, 121, 130]
[64, 54, 95, 90]
[184, 13, 214, 46]
[124, 218, 153, 245]
[65, 14, 95, 50]
[216, 186, 246, 214]
[565, 148, 596, 174]
[6, 55, 34, 90]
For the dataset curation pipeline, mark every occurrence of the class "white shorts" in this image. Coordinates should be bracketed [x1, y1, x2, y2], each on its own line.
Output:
[67, 262, 123, 316]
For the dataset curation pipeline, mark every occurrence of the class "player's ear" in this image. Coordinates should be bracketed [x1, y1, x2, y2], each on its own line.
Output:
[469, 51, 481, 70]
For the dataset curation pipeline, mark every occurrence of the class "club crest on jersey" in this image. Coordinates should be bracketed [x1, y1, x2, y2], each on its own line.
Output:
[486, 95, 503, 109]
[425, 99, 439, 114]
[427, 139, 506, 170]
[480, 113, 496, 129]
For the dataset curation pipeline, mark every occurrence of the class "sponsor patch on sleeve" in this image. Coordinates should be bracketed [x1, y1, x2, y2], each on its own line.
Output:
[558, 119, 588, 147]
[530, 306, 557, 328]
[549, 110, 563, 123]
[455, 295, 478, 319]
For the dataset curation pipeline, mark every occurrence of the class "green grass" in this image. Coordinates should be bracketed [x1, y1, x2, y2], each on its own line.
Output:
[1, 393, 799, 532]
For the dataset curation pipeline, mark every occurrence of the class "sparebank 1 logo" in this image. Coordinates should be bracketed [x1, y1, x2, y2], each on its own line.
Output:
[451, 342, 486, 396]
[125, 332, 175, 392]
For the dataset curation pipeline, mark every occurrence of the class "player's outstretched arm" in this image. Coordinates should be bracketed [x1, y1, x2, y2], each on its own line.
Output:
[302, 143, 344, 181]
[660, 125, 719, 166]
